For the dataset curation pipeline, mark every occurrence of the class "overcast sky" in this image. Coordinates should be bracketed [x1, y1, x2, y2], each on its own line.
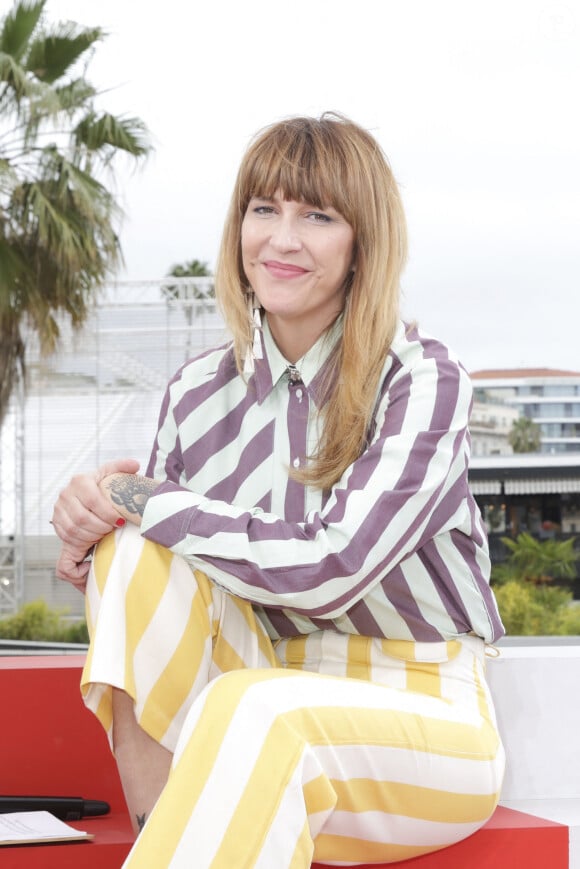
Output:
[45, 0, 580, 374]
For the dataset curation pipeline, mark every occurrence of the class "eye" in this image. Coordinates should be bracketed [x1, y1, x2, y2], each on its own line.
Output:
[306, 211, 332, 224]
[252, 205, 275, 216]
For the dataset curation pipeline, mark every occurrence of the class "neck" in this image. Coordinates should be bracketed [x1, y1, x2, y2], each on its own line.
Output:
[265, 313, 337, 363]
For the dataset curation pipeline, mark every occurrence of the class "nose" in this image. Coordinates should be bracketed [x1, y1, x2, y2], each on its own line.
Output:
[269, 215, 302, 252]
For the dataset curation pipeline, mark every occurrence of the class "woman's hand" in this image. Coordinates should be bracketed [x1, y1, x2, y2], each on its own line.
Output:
[98, 472, 161, 526]
[52, 458, 140, 586]
[55, 543, 98, 591]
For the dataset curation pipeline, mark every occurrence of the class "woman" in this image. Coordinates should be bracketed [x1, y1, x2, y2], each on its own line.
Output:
[52, 113, 505, 868]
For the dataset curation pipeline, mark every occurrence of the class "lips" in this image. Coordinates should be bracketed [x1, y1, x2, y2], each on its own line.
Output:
[263, 260, 309, 279]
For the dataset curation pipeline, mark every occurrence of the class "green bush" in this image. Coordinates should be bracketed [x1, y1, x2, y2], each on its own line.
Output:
[492, 532, 579, 586]
[0, 600, 89, 643]
[490, 532, 580, 636]
[494, 581, 580, 636]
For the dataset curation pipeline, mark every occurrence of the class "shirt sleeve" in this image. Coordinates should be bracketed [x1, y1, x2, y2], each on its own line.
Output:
[140, 344, 475, 619]
[145, 376, 184, 484]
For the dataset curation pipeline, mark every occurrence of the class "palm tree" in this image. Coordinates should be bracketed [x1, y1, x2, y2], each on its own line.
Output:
[492, 532, 578, 586]
[0, 0, 151, 427]
[508, 415, 542, 453]
[163, 259, 214, 360]
[164, 259, 214, 297]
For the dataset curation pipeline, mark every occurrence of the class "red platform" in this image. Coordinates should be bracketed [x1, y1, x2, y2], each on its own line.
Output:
[0, 655, 133, 868]
[0, 656, 569, 868]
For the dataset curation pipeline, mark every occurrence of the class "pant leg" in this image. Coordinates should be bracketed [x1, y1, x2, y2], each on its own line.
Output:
[121, 638, 505, 868]
[81, 523, 279, 751]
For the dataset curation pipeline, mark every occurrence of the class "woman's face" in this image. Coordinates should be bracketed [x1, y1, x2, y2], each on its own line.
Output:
[241, 192, 355, 356]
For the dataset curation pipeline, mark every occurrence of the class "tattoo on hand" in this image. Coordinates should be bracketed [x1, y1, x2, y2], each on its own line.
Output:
[106, 475, 158, 517]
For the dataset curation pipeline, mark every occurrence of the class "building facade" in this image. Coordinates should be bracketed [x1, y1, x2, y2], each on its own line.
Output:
[469, 398, 519, 457]
[471, 368, 580, 454]
[469, 453, 580, 595]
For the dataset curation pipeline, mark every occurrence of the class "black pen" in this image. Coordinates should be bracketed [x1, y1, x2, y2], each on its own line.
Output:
[0, 796, 110, 820]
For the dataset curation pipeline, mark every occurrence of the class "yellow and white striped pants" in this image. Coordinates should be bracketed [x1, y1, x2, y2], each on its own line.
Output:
[81, 525, 505, 868]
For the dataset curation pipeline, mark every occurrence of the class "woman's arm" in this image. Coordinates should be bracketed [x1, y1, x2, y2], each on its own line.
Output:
[138, 350, 477, 618]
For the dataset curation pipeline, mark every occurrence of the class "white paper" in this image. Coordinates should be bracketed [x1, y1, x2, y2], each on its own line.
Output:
[0, 811, 91, 844]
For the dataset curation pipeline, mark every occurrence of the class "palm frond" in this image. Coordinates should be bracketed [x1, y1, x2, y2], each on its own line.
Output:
[0, 49, 35, 103]
[26, 303, 61, 354]
[0, 306, 25, 422]
[26, 24, 104, 84]
[0, 155, 18, 192]
[74, 111, 151, 160]
[12, 174, 117, 279]
[52, 76, 96, 113]
[0, 0, 45, 60]
[0, 235, 28, 309]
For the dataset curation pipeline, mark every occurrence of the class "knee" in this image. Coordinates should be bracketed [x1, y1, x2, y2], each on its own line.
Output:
[90, 523, 192, 598]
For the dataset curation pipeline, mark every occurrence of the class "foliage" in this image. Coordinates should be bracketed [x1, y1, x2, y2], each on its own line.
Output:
[0, 599, 88, 642]
[491, 532, 579, 585]
[0, 0, 151, 426]
[168, 259, 211, 277]
[491, 532, 580, 635]
[167, 258, 212, 280]
[508, 415, 542, 453]
[494, 581, 580, 636]
[163, 258, 214, 300]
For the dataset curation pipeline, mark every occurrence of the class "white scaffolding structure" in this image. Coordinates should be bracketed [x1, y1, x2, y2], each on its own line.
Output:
[0, 378, 24, 615]
[0, 277, 226, 616]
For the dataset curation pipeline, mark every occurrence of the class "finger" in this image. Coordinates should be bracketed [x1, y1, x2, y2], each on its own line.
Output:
[53, 481, 124, 535]
[51, 462, 138, 544]
[51, 510, 113, 548]
[54, 503, 121, 539]
[97, 458, 141, 481]
[55, 549, 92, 584]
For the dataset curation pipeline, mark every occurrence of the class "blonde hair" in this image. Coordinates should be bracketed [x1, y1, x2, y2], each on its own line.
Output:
[215, 113, 408, 490]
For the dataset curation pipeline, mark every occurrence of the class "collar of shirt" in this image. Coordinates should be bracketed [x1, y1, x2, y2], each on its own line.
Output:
[252, 316, 343, 408]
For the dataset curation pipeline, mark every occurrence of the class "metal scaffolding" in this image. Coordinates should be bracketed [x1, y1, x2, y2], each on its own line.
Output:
[0, 277, 224, 616]
[0, 377, 24, 615]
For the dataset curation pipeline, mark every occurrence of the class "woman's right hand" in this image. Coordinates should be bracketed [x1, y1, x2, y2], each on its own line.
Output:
[52, 458, 140, 584]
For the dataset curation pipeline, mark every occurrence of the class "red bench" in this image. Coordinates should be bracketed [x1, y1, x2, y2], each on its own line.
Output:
[0, 656, 569, 868]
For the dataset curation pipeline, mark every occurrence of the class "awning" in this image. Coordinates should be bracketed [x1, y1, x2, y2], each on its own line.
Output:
[469, 480, 502, 495]
[469, 477, 580, 495]
[504, 478, 580, 494]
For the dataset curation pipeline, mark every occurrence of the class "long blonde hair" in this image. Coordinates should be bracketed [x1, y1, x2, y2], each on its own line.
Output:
[215, 113, 408, 490]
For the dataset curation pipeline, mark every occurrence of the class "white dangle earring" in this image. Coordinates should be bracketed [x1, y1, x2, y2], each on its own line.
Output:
[243, 291, 263, 375]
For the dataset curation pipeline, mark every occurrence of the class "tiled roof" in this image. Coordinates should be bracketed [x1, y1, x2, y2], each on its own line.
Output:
[470, 368, 580, 379]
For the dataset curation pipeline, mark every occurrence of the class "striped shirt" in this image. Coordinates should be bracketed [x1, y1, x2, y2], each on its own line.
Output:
[142, 317, 504, 643]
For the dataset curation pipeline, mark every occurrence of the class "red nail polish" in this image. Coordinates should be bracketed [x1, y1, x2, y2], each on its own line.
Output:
[115, 518, 126, 527]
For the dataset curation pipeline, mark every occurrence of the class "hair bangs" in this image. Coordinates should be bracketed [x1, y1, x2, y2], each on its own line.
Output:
[238, 119, 352, 218]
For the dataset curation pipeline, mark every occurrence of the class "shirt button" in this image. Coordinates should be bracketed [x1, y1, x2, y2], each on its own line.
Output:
[293, 458, 300, 468]
[295, 388, 303, 400]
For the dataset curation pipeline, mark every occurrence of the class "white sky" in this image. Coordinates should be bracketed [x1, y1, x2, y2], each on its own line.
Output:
[45, 0, 580, 374]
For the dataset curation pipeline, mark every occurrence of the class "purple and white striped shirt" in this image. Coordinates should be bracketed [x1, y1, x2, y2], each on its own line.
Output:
[142, 318, 504, 643]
